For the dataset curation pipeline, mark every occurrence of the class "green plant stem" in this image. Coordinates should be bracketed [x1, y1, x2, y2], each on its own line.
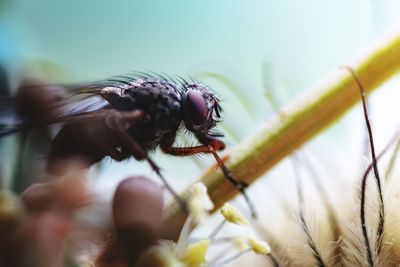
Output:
[161, 31, 400, 240]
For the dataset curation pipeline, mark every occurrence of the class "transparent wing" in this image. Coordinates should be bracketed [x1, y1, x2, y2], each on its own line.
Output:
[0, 82, 110, 137]
[0, 96, 20, 125]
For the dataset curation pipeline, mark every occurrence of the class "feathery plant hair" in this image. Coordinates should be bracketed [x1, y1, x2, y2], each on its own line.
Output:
[345, 66, 384, 267]
[227, 67, 400, 267]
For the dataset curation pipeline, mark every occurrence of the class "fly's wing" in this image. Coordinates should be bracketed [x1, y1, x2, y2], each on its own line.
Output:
[0, 82, 110, 137]
[0, 97, 22, 136]
[0, 97, 20, 125]
[58, 76, 140, 115]
[0, 73, 174, 137]
[56, 94, 109, 117]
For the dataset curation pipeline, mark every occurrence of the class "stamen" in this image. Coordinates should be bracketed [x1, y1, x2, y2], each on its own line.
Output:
[220, 203, 249, 225]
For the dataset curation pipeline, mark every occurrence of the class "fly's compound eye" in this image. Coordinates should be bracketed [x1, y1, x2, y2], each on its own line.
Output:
[184, 89, 208, 129]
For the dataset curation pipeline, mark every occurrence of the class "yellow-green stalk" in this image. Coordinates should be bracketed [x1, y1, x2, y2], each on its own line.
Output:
[161, 30, 400, 240]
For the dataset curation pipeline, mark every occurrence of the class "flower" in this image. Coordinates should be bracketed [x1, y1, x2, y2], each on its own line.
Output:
[134, 183, 270, 266]
[188, 183, 214, 224]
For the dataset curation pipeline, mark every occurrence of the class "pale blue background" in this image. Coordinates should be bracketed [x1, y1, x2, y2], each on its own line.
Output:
[1, 1, 400, 207]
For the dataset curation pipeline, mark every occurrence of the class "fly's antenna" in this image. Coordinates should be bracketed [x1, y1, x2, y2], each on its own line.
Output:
[342, 65, 384, 266]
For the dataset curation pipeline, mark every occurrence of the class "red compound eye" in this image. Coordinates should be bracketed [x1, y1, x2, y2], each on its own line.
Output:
[184, 89, 208, 126]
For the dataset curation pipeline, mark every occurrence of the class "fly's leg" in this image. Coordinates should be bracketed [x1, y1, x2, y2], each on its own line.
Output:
[209, 148, 257, 219]
[162, 144, 257, 218]
[105, 112, 187, 212]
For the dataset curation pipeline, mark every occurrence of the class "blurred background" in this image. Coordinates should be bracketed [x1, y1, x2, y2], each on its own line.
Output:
[1, 1, 400, 264]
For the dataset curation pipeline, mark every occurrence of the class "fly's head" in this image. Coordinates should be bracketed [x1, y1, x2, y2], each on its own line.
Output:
[182, 82, 225, 150]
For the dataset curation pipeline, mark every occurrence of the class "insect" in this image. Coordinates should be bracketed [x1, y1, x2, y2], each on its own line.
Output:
[0, 73, 255, 216]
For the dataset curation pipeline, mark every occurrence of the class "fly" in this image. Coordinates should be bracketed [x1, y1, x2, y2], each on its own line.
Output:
[0, 72, 256, 217]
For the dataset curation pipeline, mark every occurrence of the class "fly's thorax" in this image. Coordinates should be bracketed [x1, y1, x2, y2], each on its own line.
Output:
[117, 79, 184, 150]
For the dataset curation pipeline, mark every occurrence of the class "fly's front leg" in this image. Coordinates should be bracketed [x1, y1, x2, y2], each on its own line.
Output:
[162, 143, 247, 188]
[162, 139, 257, 218]
[207, 147, 257, 219]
